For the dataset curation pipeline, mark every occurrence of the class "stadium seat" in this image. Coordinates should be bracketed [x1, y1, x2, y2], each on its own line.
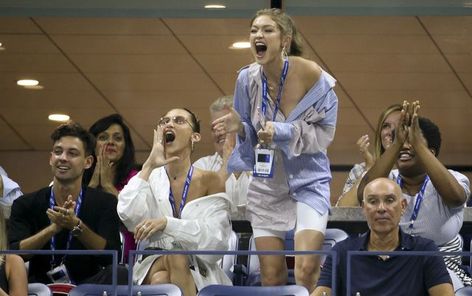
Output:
[47, 283, 76, 296]
[69, 284, 182, 296]
[246, 228, 348, 286]
[197, 284, 309, 296]
[28, 283, 52, 296]
[455, 286, 472, 295]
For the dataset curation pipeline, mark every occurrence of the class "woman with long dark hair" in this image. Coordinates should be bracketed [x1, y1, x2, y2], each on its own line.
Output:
[84, 114, 138, 263]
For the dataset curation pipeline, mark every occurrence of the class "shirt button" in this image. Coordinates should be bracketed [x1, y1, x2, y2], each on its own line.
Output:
[289, 174, 294, 179]
[293, 193, 297, 197]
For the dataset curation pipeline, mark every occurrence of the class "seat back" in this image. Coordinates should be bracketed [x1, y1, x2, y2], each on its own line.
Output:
[220, 230, 239, 281]
[321, 228, 348, 265]
[69, 284, 182, 296]
[28, 283, 52, 296]
[197, 284, 309, 296]
[455, 286, 472, 295]
[246, 228, 348, 286]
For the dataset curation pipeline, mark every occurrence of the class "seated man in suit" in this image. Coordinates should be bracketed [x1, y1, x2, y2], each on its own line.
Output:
[312, 178, 453, 296]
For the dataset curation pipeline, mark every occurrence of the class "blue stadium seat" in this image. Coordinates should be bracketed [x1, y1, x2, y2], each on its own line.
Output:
[455, 286, 472, 295]
[28, 283, 52, 296]
[197, 284, 309, 296]
[69, 284, 182, 296]
[246, 228, 348, 286]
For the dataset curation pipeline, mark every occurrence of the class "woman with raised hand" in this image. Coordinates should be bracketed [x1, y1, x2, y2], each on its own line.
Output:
[118, 108, 232, 296]
[336, 104, 402, 206]
[212, 8, 338, 292]
[83, 114, 138, 263]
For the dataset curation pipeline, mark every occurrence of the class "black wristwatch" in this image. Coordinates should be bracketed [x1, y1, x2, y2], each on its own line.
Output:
[71, 219, 83, 237]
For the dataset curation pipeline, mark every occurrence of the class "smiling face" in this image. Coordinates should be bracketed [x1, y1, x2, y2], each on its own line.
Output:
[50, 136, 93, 184]
[380, 110, 401, 150]
[250, 15, 287, 65]
[396, 133, 429, 177]
[95, 123, 125, 163]
[362, 178, 406, 235]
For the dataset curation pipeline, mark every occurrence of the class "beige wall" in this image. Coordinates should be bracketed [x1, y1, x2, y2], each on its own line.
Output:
[1, 151, 469, 206]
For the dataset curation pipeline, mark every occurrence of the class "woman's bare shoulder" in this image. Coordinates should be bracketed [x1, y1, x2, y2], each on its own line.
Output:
[291, 56, 322, 85]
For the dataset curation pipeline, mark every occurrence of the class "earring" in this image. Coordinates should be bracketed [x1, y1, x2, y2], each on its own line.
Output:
[281, 46, 288, 61]
[191, 140, 194, 151]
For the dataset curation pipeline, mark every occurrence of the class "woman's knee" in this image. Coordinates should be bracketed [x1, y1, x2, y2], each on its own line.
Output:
[295, 255, 321, 280]
[259, 257, 287, 285]
[165, 255, 190, 272]
[150, 271, 170, 285]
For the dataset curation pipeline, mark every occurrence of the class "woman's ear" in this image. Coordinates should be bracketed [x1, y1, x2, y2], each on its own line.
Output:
[281, 35, 292, 51]
[191, 132, 201, 143]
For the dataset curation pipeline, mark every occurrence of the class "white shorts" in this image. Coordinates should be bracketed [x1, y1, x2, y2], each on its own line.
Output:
[252, 202, 329, 239]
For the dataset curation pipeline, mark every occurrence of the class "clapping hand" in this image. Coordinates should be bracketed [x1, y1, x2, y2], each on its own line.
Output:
[88, 144, 115, 192]
[46, 195, 79, 233]
[356, 135, 374, 169]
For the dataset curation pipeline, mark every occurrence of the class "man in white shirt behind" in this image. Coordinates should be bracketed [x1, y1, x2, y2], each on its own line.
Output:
[194, 96, 250, 220]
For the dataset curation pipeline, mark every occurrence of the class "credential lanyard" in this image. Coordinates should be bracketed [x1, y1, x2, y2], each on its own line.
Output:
[49, 188, 83, 267]
[396, 175, 430, 229]
[261, 59, 289, 122]
[169, 166, 194, 218]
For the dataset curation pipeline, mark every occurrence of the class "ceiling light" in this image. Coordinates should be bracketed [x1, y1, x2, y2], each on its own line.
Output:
[48, 114, 70, 122]
[230, 41, 250, 49]
[17, 79, 39, 86]
[0, 42, 4, 50]
[204, 4, 226, 9]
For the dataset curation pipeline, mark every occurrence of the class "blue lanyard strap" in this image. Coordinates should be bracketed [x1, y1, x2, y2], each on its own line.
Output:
[396, 175, 430, 229]
[49, 188, 83, 267]
[261, 59, 289, 122]
[168, 166, 194, 219]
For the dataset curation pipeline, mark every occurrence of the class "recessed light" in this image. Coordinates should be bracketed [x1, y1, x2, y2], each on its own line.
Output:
[230, 41, 251, 49]
[204, 4, 226, 9]
[0, 42, 4, 50]
[17, 79, 39, 86]
[48, 114, 70, 122]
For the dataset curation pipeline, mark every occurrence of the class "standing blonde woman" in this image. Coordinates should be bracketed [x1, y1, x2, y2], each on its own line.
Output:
[212, 8, 338, 292]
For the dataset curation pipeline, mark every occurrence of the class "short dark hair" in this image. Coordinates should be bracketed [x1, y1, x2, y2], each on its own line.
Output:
[182, 108, 201, 133]
[418, 117, 441, 156]
[50, 121, 95, 156]
[84, 114, 136, 187]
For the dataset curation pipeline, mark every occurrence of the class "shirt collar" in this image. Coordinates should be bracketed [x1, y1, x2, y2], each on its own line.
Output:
[357, 228, 413, 251]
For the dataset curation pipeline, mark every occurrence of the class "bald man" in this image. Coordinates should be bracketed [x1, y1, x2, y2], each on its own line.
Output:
[312, 178, 453, 296]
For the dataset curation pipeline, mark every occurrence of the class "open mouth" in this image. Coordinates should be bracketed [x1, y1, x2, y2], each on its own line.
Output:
[398, 150, 414, 161]
[165, 131, 175, 143]
[255, 42, 267, 57]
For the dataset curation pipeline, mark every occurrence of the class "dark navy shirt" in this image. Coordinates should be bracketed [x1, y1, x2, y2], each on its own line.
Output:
[317, 229, 451, 296]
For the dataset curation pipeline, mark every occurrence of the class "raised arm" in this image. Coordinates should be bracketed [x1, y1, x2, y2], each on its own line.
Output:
[357, 103, 411, 203]
[408, 110, 468, 207]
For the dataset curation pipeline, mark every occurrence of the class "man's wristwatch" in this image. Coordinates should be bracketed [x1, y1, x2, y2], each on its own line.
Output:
[71, 219, 83, 237]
